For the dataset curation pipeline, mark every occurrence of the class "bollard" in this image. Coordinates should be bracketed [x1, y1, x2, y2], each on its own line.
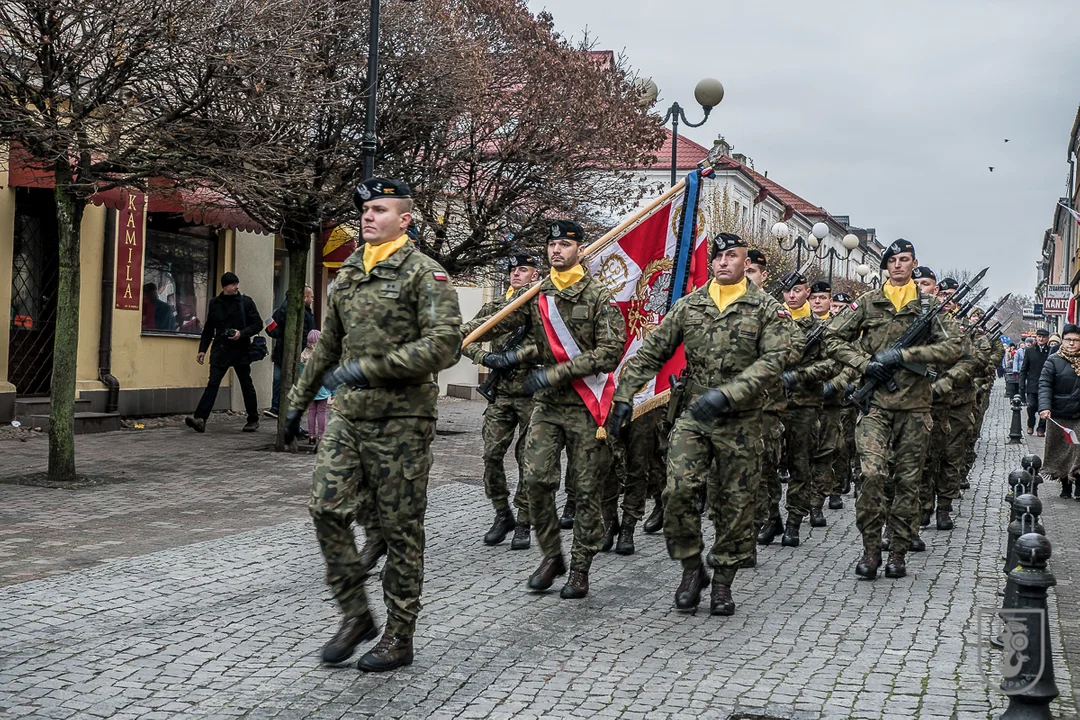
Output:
[1006, 470, 1035, 523]
[1021, 456, 1044, 497]
[1002, 495, 1044, 599]
[1009, 396, 1024, 443]
[998, 532, 1059, 720]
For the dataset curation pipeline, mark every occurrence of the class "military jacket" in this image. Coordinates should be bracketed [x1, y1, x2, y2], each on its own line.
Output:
[938, 330, 989, 406]
[290, 242, 462, 420]
[614, 281, 789, 414]
[786, 314, 839, 409]
[487, 271, 626, 407]
[824, 288, 961, 412]
[461, 285, 536, 397]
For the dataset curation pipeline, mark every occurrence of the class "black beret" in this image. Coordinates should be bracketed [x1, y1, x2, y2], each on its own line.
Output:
[711, 232, 748, 258]
[880, 238, 916, 269]
[1036, 328, 1049, 336]
[938, 277, 959, 291]
[912, 266, 936, 281]
[810, 281, 831, 294]
[832, 292, 853, 303]
[747, 249, 767, 266]
[508, 253, 539, 270]
[548, 220, 585, 242]
[788, 273, 808, 287]
[353, 177, 413, 210]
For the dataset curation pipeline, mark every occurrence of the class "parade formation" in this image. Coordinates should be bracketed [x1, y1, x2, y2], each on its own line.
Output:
[287, 174, 1011, 673]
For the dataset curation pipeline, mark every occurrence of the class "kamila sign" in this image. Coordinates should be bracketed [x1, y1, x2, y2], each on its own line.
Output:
[115, 190, 146, 310]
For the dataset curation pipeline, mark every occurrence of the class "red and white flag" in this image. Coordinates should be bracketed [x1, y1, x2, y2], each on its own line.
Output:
[537, 293, 617, 426]
[1051, 418, 1080, 445]
[1060, 202, 1080, 227]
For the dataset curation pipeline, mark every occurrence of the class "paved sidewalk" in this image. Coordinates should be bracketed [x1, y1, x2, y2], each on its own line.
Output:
[0, 386, 1076, 719]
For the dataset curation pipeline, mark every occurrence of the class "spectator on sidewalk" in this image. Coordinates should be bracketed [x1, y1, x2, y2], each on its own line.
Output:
[265, 286, 316, 419]
[300, 329, 332, 444]
[1021, 328, 1052, 436]
[185, 272, 264, 434]
[1050, 333, 1061, 354]
[1039, 324, 1080, 499]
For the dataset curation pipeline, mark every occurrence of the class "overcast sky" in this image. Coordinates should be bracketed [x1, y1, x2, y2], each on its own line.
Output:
[526, 0, 1080, 299]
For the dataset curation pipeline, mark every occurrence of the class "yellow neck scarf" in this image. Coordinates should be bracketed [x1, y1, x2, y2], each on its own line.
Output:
[505, 287, 514, 300]
[883, 279, 918, 312]
[789, 302, 812, 320]
[815, 311, 831, 320]
[550, 264, 586, 291]
[708, 278, 747, 313]
[363, 235, 409, 273]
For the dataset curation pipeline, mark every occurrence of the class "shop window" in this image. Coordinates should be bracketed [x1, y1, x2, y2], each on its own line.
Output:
[142, 215, 218, 336]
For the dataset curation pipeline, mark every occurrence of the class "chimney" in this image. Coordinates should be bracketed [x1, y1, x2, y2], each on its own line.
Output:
[732, 152, 748, 165]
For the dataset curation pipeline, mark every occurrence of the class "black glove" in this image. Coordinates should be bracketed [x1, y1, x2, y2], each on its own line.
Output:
[689, 388, 728, 422]
[323, 362, 368, 391]
[845, 383, 857, 397]
[873, 348, 903, 368]
[482, 349, 523, 371]
[282, 409, 303, 444]
[864, 360, 893, 383]
[606, 401, 633, 441]
[522, 368, 551, 395]
[780, 371, 798, 391]
[823, 381, 838, 400]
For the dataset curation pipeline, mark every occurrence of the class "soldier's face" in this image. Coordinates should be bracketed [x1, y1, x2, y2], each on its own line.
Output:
[809, 292, 831, 315]
[830, 301, 846, 315]
[783, 284, 811, 309]
[745, 264, 767, 287]
[509, 265, 539, 289]
[361, 199, 412, 245]
[711, 248, 748, 284]
[915, 278, 938, 295]
[547, 239, 582, 270]
[886, 252, 916, 284]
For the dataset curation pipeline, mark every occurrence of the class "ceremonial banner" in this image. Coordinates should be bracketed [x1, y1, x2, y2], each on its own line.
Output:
[589, 171, 709, 412]
[537, 293, 617, 426]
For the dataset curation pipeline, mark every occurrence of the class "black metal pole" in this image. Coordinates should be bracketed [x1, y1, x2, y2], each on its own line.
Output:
[361, 0, 381, 181]
[669, 105, 680, 188]
[828, 252, 834, 283]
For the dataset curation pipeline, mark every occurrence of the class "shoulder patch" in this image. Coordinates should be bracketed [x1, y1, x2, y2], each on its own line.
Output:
[850, 302, 859, 310]
[432, 271, 448, 282]
[778, 308, 791, 319]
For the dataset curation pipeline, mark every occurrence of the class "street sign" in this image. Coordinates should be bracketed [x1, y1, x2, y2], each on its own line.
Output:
[1043, 296, 1070, 315]
[1034, 303, 1044, 316]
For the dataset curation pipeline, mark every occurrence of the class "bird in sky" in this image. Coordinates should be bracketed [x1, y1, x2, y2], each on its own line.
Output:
[989, 166, 995, 172]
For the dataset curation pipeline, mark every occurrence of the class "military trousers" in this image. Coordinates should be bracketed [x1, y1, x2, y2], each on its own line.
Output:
[308, 414, 434, 639]
[919, 403, 952, 514]
[665, 410, 762, 586]
[523, 401, 611, 570]
[756, 410, 785, 525]
[855, 407, 932, 554]
[811, 406, 841, 508]
[481, 394, 533, 523]
[607, 405, 665, 524]
[783, 406, 821, 519]
[833, 407, 857, 493]
[941, 401, 976, 500]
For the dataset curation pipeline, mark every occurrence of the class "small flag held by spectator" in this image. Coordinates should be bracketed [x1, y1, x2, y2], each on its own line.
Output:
[1050, 418, 1079, 445]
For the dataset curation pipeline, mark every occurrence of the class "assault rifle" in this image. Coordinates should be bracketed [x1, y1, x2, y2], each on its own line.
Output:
[770, 259, 816, 301]
[846, 267, 988, 414]
[801, 305, 846, 355]
[476, 323, 529, 403]
[966, 293, 1011, 335]
[952, 287, 987, 320]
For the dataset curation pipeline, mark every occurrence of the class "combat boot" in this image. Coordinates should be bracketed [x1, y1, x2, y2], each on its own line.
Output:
[559, 567, 589, 599]
[601, 516, 620, 552]
[909, 534, 926, 552]
[359, 536, 387, 578]
[1060, 480, 1073, 499]
[779, 468, 790, 484]
[643, 496, 664, 533]
[855, 549, 881, 579]
[959, 477, 970, 490]
[884, 551, 907, 579]
[881, 525, 891, 551]
[781, 516, 801, 547]
[919, 508, 932, 527]
[559, 499, 576, 529]
[827, 495, 844, 510]
[527, 554, 566, 591]
[357, 633, 413, 672]
[510, 523, 531, 550]
[936, 501, 955, 531]
[842, 475, 852, 495]
[809, 506, 826, 528]
[483, 508, 515, 546]
[674, 562, 709, 612]
[756, 516, 784, 546]
[321, 612, 379, 664]
[709, 581, 735, 616]
[614, 521, 636, 555]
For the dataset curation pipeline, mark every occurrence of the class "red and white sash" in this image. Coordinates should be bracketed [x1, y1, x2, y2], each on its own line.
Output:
[537, 293, 617, 427]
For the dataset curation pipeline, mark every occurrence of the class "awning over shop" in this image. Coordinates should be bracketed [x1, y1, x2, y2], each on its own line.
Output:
[322, 224, 358, 268]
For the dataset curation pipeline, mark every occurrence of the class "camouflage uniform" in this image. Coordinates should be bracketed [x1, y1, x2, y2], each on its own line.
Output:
[756, 381, 787, 528]
[824, 289, 960, 556]
[490, 271, 626, 570]
[290, 242, 462, 640]
[604, 405, 666, 525]
[964, 330, 1003, 481]
[817, 362, 859, 500]
[935, 331, 986, 507]
[461, 288, 536, 523]
[615, 282, 789, 585]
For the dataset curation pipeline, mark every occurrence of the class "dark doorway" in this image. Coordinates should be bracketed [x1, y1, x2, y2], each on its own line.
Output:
[8, 188, 59, 396]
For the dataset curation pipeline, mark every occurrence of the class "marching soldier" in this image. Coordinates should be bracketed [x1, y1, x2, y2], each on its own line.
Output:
[608, 233, 789, 616]
[478, 220, 626, 599]
[284, 178, 462, 672]
[461, 254, 542, 549]
[824, 239, 960, 580]
[830, 292, 859, 497]
[604, 405, 667, 553]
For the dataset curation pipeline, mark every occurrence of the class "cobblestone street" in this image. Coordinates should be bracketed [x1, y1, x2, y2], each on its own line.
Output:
[1, 386, 1077, 719]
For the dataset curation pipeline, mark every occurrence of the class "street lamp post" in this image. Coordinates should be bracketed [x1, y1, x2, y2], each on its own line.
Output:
[855, 263, 882, 289]
[361, 0, 419, 181]
[771, 221, 861, 282]
[636, 78, 725, 187]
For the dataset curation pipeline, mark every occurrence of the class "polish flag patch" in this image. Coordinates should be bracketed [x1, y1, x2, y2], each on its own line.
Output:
[432, 271, 448, 281]
[850, 302, 859, 310]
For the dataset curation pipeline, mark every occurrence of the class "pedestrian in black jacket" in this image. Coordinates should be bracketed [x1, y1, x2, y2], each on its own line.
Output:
[1021, 328, 1052, 435]
[185, 272, 264, 433]
[1038, 324, 1080, 498]
[264, 285, 315, 418]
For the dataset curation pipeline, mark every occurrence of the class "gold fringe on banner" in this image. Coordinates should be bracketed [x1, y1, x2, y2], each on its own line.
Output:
[632, 389, 671, 420]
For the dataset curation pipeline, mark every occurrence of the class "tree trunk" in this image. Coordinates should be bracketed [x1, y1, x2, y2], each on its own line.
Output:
[274, 221, 311, 451]
[48, 175, 85, 483]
